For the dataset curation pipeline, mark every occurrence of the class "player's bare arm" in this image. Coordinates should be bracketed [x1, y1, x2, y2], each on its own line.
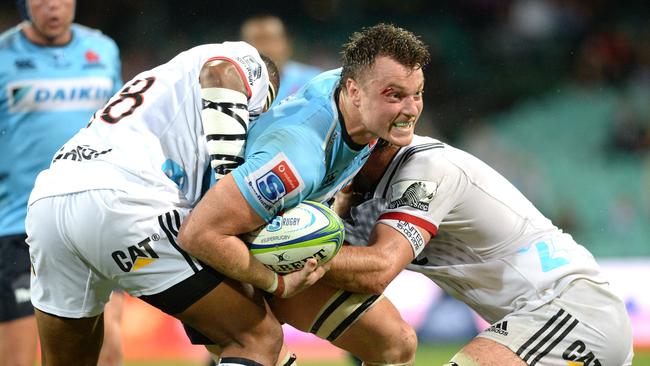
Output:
[324, 223, 431, 294]
[178, 175, 326, 298]
[199, 60, 249, 94]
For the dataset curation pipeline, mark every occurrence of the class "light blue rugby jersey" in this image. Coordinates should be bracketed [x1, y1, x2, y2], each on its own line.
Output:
[0, 24, 121, 236]
[273, 60, 322, 106]
[231, 68, 374, 222]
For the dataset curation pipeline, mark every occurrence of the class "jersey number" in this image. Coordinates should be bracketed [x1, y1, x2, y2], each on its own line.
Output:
[101, 77, 156, 124]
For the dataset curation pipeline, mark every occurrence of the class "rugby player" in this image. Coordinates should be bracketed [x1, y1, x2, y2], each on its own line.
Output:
[179, 23, 430, 366]
[325, 136, 634, 365]
[24, 40, 329, 366]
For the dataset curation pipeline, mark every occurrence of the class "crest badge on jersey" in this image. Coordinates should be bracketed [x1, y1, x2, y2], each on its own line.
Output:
[388, 180, 438, 211]
[236, 55, 262, 86]
[246, 153, 304, 212]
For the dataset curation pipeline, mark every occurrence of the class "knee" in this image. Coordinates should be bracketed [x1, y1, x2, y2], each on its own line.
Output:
[240, 318, 284, 356]
[365, 320, 417, 364]
[387, 321, 417, 362]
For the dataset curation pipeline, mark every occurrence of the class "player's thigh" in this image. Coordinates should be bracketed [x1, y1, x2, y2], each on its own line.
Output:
[28, 189, 198, 317]
[447, 337, 525, 366]
[175, 278, 283, 361]
[270, 281, 415, 357]
[27, 196, 115, 318]
[34, 308, 104, 364]
[331, 294, 417, 363]
[474, 279, 633, 366]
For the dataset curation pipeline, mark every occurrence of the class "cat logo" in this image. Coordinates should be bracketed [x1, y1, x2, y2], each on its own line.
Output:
[562, 340, 601, 366]
[112, 238, 159, 272]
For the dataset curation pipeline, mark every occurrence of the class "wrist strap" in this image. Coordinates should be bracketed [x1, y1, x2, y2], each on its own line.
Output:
[265, 272, 285, 297]
[274, 274, 285, 298]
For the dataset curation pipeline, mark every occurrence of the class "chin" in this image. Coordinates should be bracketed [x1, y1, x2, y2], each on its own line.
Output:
[386, 132, 414, 147]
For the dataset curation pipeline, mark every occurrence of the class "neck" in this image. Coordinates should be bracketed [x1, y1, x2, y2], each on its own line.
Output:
[337, 90, 374, 146]
[353, 144, 399, 195]
[22, 22, 72, 46]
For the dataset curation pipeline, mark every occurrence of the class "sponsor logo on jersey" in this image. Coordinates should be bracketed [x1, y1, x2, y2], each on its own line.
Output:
[562, 340, 602, 366]
[396, 220, 425, 254]
[15, 58, 35, 69]
[53, 145, 112, 162]
[388, 180, 438, 211]
[7, 77, 114, 113]
[237, 55, 262, 86]
[257, 160, 299, 201]
[111, 237, 160, 272]
[486, 321, 509, 336]
[248, 153, 303, 210]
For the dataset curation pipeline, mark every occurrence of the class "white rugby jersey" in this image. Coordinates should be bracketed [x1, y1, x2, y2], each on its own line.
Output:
[344, 135, 605, 323]
[29, 42, 270, 208]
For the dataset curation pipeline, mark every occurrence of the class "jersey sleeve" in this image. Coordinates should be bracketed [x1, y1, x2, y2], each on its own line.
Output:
[378, 148, 467, 238]
[230, 127, 326, 222]
[195, 42, 269, 115]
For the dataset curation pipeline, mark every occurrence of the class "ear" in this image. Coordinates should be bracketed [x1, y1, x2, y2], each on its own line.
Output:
[345, 78, 362, 108]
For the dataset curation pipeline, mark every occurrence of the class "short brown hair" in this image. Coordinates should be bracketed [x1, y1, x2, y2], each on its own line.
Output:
[340, 23, 430, 84]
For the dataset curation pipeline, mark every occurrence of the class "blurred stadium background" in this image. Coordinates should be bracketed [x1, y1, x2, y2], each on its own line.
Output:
[2, 0, 648, 364]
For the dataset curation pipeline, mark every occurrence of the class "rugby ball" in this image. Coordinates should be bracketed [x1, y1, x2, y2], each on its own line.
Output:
[243, 201, 344, 274]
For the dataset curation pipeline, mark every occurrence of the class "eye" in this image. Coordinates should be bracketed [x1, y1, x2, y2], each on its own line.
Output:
[385, 92, 401, 101]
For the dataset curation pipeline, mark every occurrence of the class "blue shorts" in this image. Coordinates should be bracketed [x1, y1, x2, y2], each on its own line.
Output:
[0, 234, 34, 322]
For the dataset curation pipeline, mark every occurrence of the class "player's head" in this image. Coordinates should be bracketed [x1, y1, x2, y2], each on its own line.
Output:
[340, 23, 430, 147]
[241, 15, 291, 69]
[19, 0, 76, 46]
[260, 53, 280, 112]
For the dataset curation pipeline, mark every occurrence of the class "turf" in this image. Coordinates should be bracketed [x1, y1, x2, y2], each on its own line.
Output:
[124, 345, 650, 365]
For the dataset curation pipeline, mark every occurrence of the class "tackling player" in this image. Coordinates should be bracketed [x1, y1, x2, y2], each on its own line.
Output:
[24, 40, 328, 366]
[179, 23, 430, 366]
[325, 136, 634, 365]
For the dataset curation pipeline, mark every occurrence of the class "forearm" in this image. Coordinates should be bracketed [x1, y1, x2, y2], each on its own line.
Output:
[323, 245, 396, 294]
[324, 223, 419, 294]
[185, 231, 278, 292]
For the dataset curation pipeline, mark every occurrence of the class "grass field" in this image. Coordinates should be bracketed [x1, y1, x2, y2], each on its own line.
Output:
[125, 345, 650, 365]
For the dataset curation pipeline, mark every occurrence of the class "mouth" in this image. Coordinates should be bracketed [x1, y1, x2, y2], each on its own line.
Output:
[392, 120, 415, 129]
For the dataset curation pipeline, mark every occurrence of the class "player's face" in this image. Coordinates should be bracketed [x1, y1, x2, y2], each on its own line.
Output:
[27, 0, 75, 45]
[242, 18, 290, 67]
[353, 56, 424, 147]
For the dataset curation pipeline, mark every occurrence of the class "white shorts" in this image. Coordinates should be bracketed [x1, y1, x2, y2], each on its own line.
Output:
[477, 279, 634, 366]
[26, 189, 213, 318]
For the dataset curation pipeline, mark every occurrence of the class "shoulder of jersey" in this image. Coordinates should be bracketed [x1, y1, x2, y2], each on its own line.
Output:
[72, 24, 118, 48]
[285, 60, 323, 75]
[396, 136, 448, 168]
[0, 26, 21, 50]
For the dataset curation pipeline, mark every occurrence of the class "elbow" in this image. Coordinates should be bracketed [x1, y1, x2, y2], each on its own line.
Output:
[177, 219, 200, 254]
[365, 263, 402, 294]
[364, 281, 389, 295]
[355, 270, 394, 295]
[371, 273, 393, 294]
